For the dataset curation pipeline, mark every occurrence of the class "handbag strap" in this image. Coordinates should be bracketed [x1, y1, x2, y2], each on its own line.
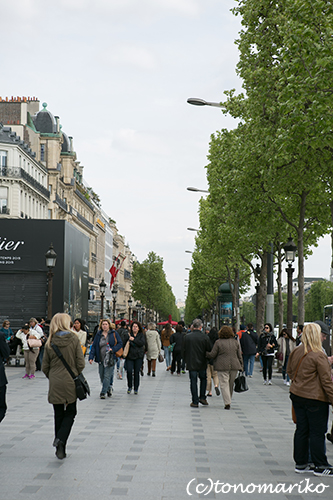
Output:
[51, 343, 76, 380]
[293, 349, 311, 382]
[113, 332, 117, 346]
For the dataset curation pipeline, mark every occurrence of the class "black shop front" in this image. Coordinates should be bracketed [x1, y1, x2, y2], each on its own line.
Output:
[0, 219, 89, 330]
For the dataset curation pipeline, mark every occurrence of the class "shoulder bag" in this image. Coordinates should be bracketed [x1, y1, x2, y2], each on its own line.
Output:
[51, 343, 90, 401]
[234, 371, 249, 393]
[113, 332, 124, 358]
[28, 338, 42, 348]
[123, 340, 130, 358]
[158, 351, 164, 363]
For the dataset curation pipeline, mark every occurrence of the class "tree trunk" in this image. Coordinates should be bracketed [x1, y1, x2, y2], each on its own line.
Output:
[276, 243, 284, 333]
[297, 192, 307, 325]
[257, 252, 267, 334]
[330, 200, 333, 281]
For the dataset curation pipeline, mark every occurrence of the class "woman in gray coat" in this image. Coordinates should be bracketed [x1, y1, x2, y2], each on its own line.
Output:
[42, 313, 85, 459]
[206, 325, 243, 410]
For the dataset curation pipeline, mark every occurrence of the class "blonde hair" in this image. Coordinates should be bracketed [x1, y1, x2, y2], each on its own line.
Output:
[302, 323, 322, 353]
[148, 322, 156, 330]
[99, 318, 112, 330]
[47, 313, 72, 346]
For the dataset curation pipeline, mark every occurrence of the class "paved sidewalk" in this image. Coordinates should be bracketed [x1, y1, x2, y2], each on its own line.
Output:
[1, 360, 332, 500]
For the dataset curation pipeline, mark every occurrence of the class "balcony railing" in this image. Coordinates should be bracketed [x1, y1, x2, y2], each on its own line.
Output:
[0, 206, 10, 215]
[75, 188, 95, 211]
[0, 166, 50, 199]
[55, 193, 68, 212]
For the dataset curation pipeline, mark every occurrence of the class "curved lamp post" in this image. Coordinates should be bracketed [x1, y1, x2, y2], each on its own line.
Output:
[283, 237, 297, 336]
[45, 243, 57, 320]
[187, 98, 222, 108]
[187, 187, 209, 193]
[99, 278, 106, 320]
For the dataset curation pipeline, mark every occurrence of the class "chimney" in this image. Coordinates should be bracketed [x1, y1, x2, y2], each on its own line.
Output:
[69, 136, 73, 152]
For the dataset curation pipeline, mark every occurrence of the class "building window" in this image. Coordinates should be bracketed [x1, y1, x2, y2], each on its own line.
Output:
[48, 209, 52, 219]
[0, 151, 7, 169]
[0, 187, 8, 214]
[40, 144, 45, 162]
[49, 184, 52, 193]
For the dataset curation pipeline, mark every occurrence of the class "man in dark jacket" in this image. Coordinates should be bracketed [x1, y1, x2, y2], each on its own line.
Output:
[0, 330, 10, 422]
[183, 319, 211, 407]
[240, 323, 258, 377]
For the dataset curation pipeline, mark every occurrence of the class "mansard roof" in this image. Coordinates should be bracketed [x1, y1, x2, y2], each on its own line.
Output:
[32, 102, 57, 133]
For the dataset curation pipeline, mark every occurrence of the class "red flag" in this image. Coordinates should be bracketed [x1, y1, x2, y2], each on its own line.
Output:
[109, 253, 126, 288]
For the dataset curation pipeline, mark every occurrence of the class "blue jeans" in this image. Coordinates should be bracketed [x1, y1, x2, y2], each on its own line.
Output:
[126, 358, 142, 392]
[189, 370, 207, 405]
[291, 394, 330, 468]
[243, 354, 255, 376]
[163, 346, 171, 368]
[282, 355, 290, 382]
[98, 362, 115, 394]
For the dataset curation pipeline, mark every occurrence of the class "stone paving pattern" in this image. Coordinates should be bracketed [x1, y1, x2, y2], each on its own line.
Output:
[1, 360, 332, 499]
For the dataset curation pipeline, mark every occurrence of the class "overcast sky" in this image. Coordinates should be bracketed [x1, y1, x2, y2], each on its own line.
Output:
[1, 0, 332, 302]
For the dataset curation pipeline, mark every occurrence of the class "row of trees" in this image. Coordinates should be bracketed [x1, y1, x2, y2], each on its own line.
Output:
[131, 251, 179, 323]
[240, 280, 333, 327]
[185, 0, 333, 330]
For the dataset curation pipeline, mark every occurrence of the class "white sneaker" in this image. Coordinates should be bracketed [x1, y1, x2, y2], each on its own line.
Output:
[286, 381, 290, 386]
[283, 379, 287, 385]
[268, 380, 272, 385]
[263, 380, 267, 385]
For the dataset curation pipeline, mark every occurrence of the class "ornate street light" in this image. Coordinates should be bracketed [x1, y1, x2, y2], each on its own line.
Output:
[111, 286, 118, 322]
[283, 237, 297, 336]
[128, 297, 133, 325]
[254, 263, 261, 330]
[45, 243, 57, 320]
[99, 278, 106, 320]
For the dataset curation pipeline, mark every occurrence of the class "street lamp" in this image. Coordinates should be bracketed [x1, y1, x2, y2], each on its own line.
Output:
[254, 263, 261, 330]
[128, 297, 133, 325]
[45, 243, 57, 320]
[185, 250, 193, 254]
[187, 227, 199, 232]
[187, 97, 222, 108]
[99, 278, 106, 320]
[187, 187, 209, 193]
[136, 302, 142, 323]
[111, 286, 118, 322]
[283, 237, 297, 336]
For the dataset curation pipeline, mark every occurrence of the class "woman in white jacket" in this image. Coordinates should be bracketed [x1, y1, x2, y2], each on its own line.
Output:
[16, 323, 42, 379]
[145, 322, 161, 377]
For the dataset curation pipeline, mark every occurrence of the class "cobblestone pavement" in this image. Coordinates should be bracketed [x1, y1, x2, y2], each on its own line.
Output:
[1, 360, 332, 500]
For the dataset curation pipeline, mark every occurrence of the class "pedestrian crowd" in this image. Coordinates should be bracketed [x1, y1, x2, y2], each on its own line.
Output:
[1, 313, 333, 478]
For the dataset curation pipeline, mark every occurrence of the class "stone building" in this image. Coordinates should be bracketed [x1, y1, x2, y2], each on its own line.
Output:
[0, 96, 138, 327]
[0, 124, 49, 219]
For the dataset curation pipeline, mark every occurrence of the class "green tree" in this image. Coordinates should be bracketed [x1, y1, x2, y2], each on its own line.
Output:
[131, 251, 178, 322]
[305, 280, 333, 322]
[215, 0, 333, 324]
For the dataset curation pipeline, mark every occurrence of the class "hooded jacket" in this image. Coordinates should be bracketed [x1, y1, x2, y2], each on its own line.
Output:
[42, 331, 85, 405]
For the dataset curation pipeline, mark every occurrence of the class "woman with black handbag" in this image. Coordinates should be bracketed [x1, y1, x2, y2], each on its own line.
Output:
[42, 313, 85, 460]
